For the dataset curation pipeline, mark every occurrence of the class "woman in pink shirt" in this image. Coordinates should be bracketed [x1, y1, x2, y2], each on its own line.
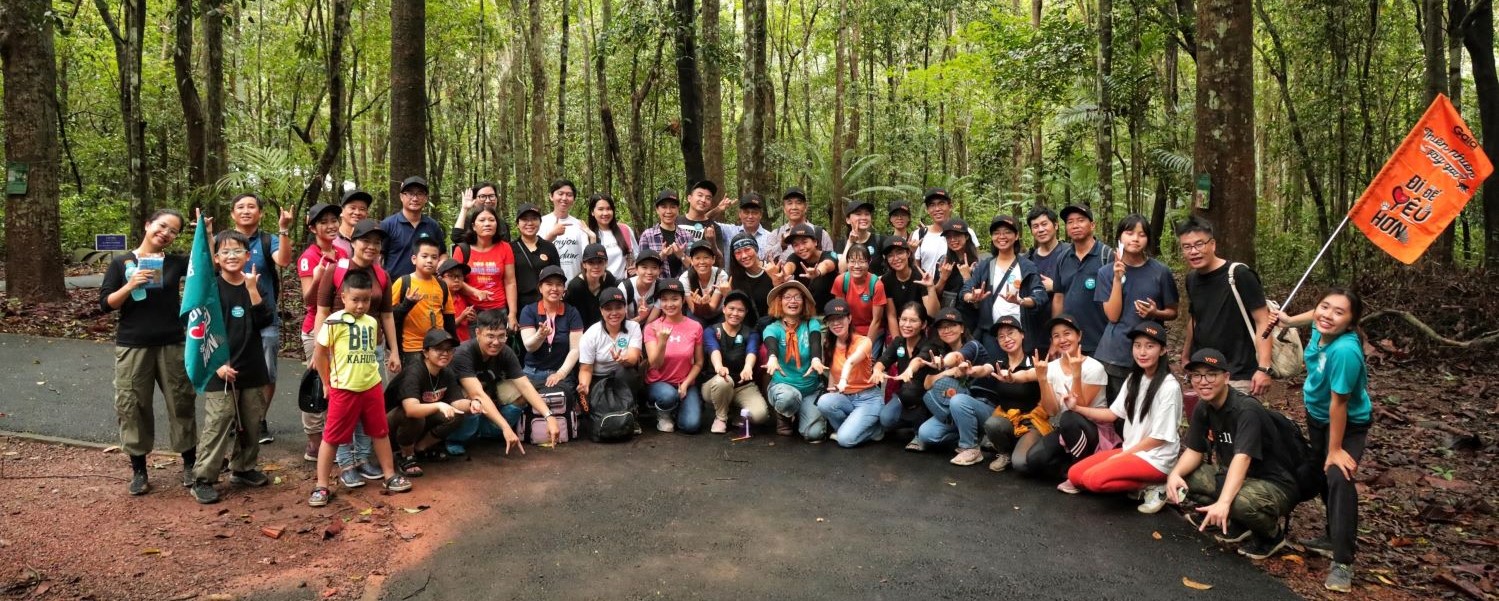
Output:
[644, 279, 705, 434]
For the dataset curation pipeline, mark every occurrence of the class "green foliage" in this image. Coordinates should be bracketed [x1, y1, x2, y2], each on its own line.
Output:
[59, 190, 131, 252]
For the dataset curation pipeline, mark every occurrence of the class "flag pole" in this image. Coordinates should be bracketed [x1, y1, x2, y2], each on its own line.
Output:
[1264, 214, 1351, 337]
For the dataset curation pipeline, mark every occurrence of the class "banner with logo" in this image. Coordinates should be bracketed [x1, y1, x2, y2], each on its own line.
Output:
[180, 215, 229, 392]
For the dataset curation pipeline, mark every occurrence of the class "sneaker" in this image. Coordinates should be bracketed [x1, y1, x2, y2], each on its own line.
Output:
[339, 469, 366, 489]
[1056, 480, 1080, 494]
[1299, 535, 1335, 559]
[1239, 530, 1289, 560]
[445, 443, 468, 457]
[1324, 563, 1353, 593]
[303, 441, 319, 462]
[710, 418, 728, 434]
[1213, 521, 1253, 544]
[357, 462, 384, 480]
[951, 448, 985, 466]
[307, 486, 332, 507]
[190, 480, 220, 504]
[1137, 485, 1167, 514]
[988, 454, 1011, 473]
[829, 433, 840, 444]
[128, 471, 150, 496]
[871, 428, 885, 442]
[657, 414, 676, 433]
[384, 474, 413, 493]
[181, 465, 195, 488]
[257, 419, 273, 444]
[229, 470, 269, 487]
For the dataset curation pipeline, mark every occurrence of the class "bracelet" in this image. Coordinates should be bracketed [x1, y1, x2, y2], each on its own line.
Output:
[278, 230, 290, 236]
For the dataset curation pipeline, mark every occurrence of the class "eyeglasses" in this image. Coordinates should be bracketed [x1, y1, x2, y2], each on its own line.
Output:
[216, 249, 247, 257]
[1186, 371, 1221, 383]
[1179, 239, 1214, 253]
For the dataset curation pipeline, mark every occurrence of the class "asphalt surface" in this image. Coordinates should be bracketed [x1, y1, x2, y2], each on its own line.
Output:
[0, 332, 1300, 601]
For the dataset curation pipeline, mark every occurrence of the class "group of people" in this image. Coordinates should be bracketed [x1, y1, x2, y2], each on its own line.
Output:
[99, 176, 1373, 593]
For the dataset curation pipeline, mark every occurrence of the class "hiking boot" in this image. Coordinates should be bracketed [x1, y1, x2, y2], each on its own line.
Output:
[657, 413, 676, 433]
[1239, 529, 1289, 560]
[357, 462, 384, 480]
[988, 454, 1011, 473]
[775, 414, 795, 436]
[1299, 535, 1335, 559]
[257, 419, 273, 444]
[229, 470, 270, 487]
[1324, 563, 1353, 593]
[951, 448, 984, 466]
[128, 471, 150, 496]
[1056, 479, 1080, 494]
[1137, 485, 1167, 514]
[190, 480, 220, 504]
[339, 468, 366, 489]
[710, 418, 728, 434]
[384, 474, 413, 493]
[307, 486, 332, 507]
[181, 464, 196, 488]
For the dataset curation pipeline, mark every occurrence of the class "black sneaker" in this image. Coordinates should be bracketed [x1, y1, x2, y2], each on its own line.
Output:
[190, 480, 220, 504]
[181, 464, 195, 488]
[1299, 535, 1335, 559]
[1213, 521, 1252, 544]
[258, 419, 273, 444]
[229, 469, 270, 487]
[1239, 529, 1289, 560]
[128, 471, 150, 496]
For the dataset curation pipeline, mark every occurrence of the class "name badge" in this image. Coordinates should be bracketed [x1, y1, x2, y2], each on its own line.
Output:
[896, 347, 906, 358]
[1085, 277, 1097, 290]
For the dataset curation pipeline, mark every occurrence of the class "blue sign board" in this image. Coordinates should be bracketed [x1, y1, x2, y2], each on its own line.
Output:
[95, 234, 128, 251]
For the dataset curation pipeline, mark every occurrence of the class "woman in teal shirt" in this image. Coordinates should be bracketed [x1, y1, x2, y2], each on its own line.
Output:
[1274, 288, 1370, 593]
[763, 281, 828, 441]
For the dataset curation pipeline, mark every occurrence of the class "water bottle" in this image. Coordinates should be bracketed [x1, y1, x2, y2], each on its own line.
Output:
[125, 260, 146, 302]
[739, 408, 751, 438]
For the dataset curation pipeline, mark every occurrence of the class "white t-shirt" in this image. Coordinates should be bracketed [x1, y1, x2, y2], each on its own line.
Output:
[914, 225, 980, 274]
[595, 226, 634, 281]
[579, 320, 643, 376]
[989, 258, 1022, 324]
[1046, 356, 1109, 424]
[679, 266, 728, 294]
[1109, 373, 1183, 474]
[540, 213, 591, 280]
[619, 277, 658, 317]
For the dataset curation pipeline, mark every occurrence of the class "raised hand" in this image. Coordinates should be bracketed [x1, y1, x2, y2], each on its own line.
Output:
[957, 257, 974, 280]
[918, 269, 935, 288]
[1112, 254, 1126, 281]
[461, 187, 476, 211]
[279, 207, 295, 231]
[1065, 345, 1086, 371]
[245, 265, 261, 291]
[938, 259, 954, 282]
[1032, 350, 1049, 379]
[404, 283, 423, 303]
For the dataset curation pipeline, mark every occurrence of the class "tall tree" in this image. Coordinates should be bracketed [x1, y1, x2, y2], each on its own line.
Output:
[701, 0, 725, 188]
[301, 0, 353, 210]
[1096, 0, 1114, 217]
[1463, 0, 1498, 268]
[1422, 0, 1453, 263]
[93, 0, 150, 240]
[390, 0, 428, 201]
[203, 0, 228, 187]
[1193, 0, 1256, 266]
[1, 0, 68, 301]
[172, 0, 208, 190]
[556, 0, 570, 173]
[673, 0, 706, 185]
[527, 0, 548, 198]
[739, 0, 773, 196]
[831, 0, 848, 238]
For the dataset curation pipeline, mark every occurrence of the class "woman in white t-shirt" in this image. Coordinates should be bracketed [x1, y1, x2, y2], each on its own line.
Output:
[1012, 315, 1110, 483]
[577, 288, 644, 423]
[585, 193, 636, 281]
[1062, 320, 1182, 513]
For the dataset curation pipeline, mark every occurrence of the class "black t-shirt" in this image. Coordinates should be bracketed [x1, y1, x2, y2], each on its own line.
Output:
[838, 233, 887, 277]
[564, 273, 620, 329]
[913, 339, 988, 385]
[1053, 240, 1112, 354]
[511, 238, 561, 307]
[883, 268, 929, 321]
[1186, 262, 1266, 380]
[99, 252, 190, 348]
[969, 354, 1041, 413]
[788, 250, 838, 312]
[207, 278, 275, 390]
[450, 339, 526, 396]
[877, 336, 923, 375]
[732, 269, 775, 322]
[679, 217, 723, 260]
[384, 361, 464, 412]
[1025, 245, 1065, 355]
[704, 322, 753, 381]
[1184, 389, 1297, 493]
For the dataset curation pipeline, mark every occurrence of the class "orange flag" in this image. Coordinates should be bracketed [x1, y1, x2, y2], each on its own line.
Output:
[1349, 94, 1493, 264]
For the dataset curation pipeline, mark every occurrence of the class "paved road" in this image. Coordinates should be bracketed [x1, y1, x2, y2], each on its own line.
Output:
[0, 332, 1300, 601]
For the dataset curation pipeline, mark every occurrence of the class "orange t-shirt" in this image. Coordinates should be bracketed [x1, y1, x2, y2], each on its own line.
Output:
[831, 334, 876, 394]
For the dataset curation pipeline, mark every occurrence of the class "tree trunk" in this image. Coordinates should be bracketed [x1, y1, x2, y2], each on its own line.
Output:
[204, 0, 228, 188]
[1464, 0, 1498, 268]
[595, 0, 629, 201]
[390, 0, 427, 202]
[1193, 0, 1256, 267]
[527, 0, 548, 198]
[1, 0, 68, 301]
[1031, 0, 1044, 203]
[172, 0, 207, 190]
[301, 0, 352, 211]
[556, 0, 569, 173]
[1096, 0, 1114, 216]
[93, 0, 149, 241]
[1423, 0, 1453, 263]
[831, 0, 847, 239]
[741, 0, 772, 196]
[701, 0, 724, 189]
[674, 0, 706, 186]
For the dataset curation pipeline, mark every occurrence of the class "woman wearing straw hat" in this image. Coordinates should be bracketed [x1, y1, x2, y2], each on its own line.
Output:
[761, 280, 829, 440]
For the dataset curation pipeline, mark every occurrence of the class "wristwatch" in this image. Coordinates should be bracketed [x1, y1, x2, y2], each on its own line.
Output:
[1256, 366, 1273, 376]
[278, 230, 290, 236]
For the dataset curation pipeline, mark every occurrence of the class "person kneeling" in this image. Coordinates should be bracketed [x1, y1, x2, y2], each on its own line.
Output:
[1166, 348, 1299, 560]
[815, 300, 885, 447]
[386, 329, 482, 477]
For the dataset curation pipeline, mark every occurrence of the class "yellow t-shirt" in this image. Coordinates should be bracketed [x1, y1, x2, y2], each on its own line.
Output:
[391, 275, 455, 352]
[316, 310, 381, 392]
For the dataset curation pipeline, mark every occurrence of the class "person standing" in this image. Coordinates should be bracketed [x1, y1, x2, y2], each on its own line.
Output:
[227, 193, 294, 444]
[333, 189, 373, 258]
[1024, 206, 1064, 358]
[961, 214, 1046, 354]
[912, 188, 977, 274]
[1176, 215, 1274, 396]
[837, 199, 886, 276]
[297, 202, 345, 460]
[1050, 204, 1113, 355]
[381, 176, 447, 279]
[540, 179, 591, 279]
[511, 203, 562, 309]
[584, 193, 637, 281]
[637, 189, 690, 279]
[1094, 214, 1179, 401]
[453, 207, 519, 332]
[886, 200, 917, 243]
[730, 192, 779, 264]
[769, 187, 835, 263]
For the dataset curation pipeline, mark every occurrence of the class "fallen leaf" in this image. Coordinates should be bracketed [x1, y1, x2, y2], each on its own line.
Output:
[1181, 576, 1213, 590]
[358, 508, 374, 516]
[102, 445, 120, 454]
[1374, 573, 1397, 586]
[815, 517, 825, 522]
[141, 548, 163, 555]
[261, 463, 283, 472]
[32, 582, 51, 597]
[1281, 554, 1304, 564]
[319, 588, 339, 599]
[402, 505, 430, 514]
[1152, 531, 1162, 540]
[213, 531, 233, 539]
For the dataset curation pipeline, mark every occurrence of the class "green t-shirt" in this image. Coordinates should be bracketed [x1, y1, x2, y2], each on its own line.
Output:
[762, 318, 823, 395]
[1301, 330, 1372, 425]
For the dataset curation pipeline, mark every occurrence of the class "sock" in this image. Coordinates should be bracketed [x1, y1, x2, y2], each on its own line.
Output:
[181, 448, 196, 468]
[129, 454, 147, 473]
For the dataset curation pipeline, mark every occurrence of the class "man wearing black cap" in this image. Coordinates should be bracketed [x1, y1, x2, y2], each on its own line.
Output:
[380, 176, 447, 279]
[710, 192, 777, 264]
[769, 187, 835, 263]
[837, 198, 887, 277]
[1051, 204, 1114, 355]
[384, 329, 477, 477]
[564, 243, 621, 328]
[781, 222, 839, 312]
[912, 187, 977, 274]
[638, 189, 690, 279]
[1167, 348, 1300, 560]
[333, 189, 373, 258]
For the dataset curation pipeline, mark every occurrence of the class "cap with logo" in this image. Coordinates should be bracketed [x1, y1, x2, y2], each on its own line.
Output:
[1127, 320, 1168, 346]
[1185, 348, 1230, 372]
[845, 199, 875, 216]
[538, 265, 568, 284]
[823, 299, 852, 320]
[739, 192, 764, 209]
[582, 243, 609, 263]
[516, 203, 541, 221]
[942, 218, 971, 236]
[422, 328, 458, 350]
[993, 314, 1025, 334]
[352, 219, 386, 240]
[933, 307, 964, 326]
[888, 200, 912, 216]
[655, 188, 680, 206]
[882, 237, 911, 255]
[340, 189, 373, 206]
[923, 188, 951, 204]
[990, 214, 1020, 233]
[1046, 314, 1081, 334]
[635, 248, 664, 267]
[598, 287, 627, 307]
[306, 202, 339, 226]
[655, 278, 687, 297]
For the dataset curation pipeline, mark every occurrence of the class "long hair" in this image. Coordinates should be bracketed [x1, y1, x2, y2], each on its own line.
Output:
[943, 233, 980, 267]
[1321, 286, 1367, 344]
[463, 207, 505, 245]
[822, 314, 855, 364]
[1123, 354, 1173, 425]
[586, 193, 633, 254]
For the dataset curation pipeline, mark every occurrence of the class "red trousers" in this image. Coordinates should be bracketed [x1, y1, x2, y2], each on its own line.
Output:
[1067, 448, 1167, 494]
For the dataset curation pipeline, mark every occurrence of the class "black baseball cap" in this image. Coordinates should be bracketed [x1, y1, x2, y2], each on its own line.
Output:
[1128, 320, 1168, 346]
[1046, 315, 1082, 334]
[739, 192, 764, 209]
[688, 239, 717, 256]
[340, 189, 373, 206]
[882, 237, 911, 255]
[538, 265, 567, 284]
[784, 222, 819, 245]
[582, 243, 609, 263]
[845, 199, 875, 216]
[422, 328, 459, 350]
[823, 299, 852, 320]
[942, 218, 970, 236]
[306, 202, 339, 226]
[1185, 348, 1230, 372]
[782, 187, 808, 201]
[723, 289, 754, 313]
[436, 258, 470, 277]
[635, 248, 664, 267]
[655, 189, 680, 206]
[691, 179, 719, 197]
[400, 176, 429, 193]
[351, 219, 386, 241]
[993, 314, 1024, 334]
[1060, 204, 1094, 222]
[923, 188, 951, 204]
[516, 203, 541, 221]
[990, 214, 1020, 233]
[598, 287, 627, 307]
[889, 200, 912, 216]
[655, 278, 686, 297]
[933, 307, 964, 326]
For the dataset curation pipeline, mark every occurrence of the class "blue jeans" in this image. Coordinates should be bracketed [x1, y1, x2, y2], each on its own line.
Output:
[878, 395, 904, 431]
[646, 381, 704, 434]
[768, 382, 828, 441]
[917, 376, 966, 447]
[445, 405, 524, 448]
[949, 393, 997, 450]
[335, 423, 372, 468]
[816, 386, 885, 447]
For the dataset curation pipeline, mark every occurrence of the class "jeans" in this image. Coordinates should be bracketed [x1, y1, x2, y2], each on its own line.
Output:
[646, 381, 704, 434]
[446, 405, 525, 447]
[949, 394, 997, 450]
[878, 396, 904, 432]
[816, 386, 885, 447]
[335, 423, 372, 469]
[916, 376, 966, 447]
[768, 382, 827, 441]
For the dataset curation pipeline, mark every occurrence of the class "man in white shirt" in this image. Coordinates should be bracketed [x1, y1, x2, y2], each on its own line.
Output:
[540, 179, 590, 279]
[913, 187, 977, 274]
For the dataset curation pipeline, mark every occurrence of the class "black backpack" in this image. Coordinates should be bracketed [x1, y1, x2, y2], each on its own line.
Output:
[1266, 409, 1324, 503]
[297, 367, 327, 413]
[587, 374, 638, 442]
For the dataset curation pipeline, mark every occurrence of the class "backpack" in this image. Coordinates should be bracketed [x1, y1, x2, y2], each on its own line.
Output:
[331, 259, 390, 293]
[1227, 262, 1305, 378]
[840, 272, 879, 302]
[587, 375, 638, 441]
[391, 273, 452, 344]
[253, 232, 282, 299]
[522, 385, 579, 444]
[1266, 409, 1323, 503]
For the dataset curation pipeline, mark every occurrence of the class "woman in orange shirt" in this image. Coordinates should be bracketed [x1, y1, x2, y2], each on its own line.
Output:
[814, 299, 884, 448]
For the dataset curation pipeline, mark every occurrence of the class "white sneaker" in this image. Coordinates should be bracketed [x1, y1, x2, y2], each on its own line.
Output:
[657, 415, 676, 433]
[988, 454, 1010, 472]
[1137, 485, 1167, 514]
[950, 448, 985, 466]
[710, 418, 728, 434]
[1056, 479, 1080, 494]
[829, 433, 840, 443]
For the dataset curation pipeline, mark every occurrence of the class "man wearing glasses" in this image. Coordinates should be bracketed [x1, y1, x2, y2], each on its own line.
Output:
[1176, 216, 1274, 396]
[1166, 348, 1299, 561]
[381, 176, 447, 279]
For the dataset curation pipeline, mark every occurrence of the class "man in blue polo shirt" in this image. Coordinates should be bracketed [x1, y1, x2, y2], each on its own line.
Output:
[381, 176, 447, 278]
[1050, 204, 1113, 355]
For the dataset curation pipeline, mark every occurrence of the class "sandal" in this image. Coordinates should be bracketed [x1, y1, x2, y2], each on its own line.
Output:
[414, 448, 448, 463]
[396, 454, 424, 477]
[904, 438, 925, 452]
[308, 486, 332, 507]
[384, 474, 413, 493]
